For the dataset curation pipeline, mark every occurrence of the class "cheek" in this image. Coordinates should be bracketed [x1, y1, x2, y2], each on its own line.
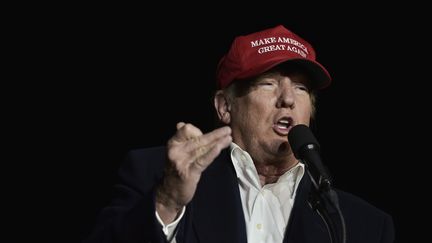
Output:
[234, 98, 272, 123]
[296, 103, 312, 123]
[249, 99, 274, 118]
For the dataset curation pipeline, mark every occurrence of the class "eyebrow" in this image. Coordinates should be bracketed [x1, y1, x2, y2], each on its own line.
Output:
[256, 71, 312, 88]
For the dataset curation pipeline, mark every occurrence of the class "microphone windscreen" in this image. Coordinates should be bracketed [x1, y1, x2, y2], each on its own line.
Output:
[288, 124, 320, 159]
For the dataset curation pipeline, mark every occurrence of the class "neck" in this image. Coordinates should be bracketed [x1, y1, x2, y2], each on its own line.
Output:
[256, 160, 299, 186]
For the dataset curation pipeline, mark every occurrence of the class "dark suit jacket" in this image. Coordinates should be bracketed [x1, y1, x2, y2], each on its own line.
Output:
[84, 146, 395, 243]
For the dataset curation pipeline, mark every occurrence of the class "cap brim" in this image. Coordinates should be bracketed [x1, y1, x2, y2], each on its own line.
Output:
[238, 57, 331, 90]
[286, 59, 332, 90]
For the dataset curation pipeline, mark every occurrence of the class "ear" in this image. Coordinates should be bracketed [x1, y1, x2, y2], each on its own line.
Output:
[214, 90, 231, 124]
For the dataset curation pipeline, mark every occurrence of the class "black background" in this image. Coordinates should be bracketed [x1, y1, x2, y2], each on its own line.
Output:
[4, 3, 429, 242]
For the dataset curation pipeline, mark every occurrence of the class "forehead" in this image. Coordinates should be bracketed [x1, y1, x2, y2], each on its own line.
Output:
[226, 63, 315, 95]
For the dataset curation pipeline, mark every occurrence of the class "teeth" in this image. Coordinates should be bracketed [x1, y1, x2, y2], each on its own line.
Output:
[276, 118, 292, 129]
[277, 119, 290, 129]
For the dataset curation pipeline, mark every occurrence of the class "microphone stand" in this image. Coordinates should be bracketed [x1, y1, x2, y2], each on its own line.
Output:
[306, 167, 347, 243]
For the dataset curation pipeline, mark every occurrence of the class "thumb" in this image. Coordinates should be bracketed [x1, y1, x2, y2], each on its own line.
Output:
[176, 122, 186, 130]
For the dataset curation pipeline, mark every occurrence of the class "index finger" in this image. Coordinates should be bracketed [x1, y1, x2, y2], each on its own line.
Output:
[173, 123, 204, 142]
[187, 126, 231, 150]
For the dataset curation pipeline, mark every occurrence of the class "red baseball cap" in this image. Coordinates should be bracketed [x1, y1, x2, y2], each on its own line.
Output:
[216, 25, 331, 90]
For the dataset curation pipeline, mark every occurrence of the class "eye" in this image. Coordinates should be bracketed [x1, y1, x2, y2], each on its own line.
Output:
[256, 79, 277, 90]
[294, 83, 309, 93]
[258, 79, 276, 86]
[260, 82, 275, 86]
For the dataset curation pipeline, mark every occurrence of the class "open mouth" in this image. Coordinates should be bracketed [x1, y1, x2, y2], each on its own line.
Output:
[272, 117, 294, 136]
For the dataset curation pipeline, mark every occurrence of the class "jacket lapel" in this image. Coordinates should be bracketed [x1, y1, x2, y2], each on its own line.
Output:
[192, 148, 247, 243]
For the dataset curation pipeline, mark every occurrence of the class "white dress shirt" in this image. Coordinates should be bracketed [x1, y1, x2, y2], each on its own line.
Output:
[230, 143, 304, 243]
[156, 142, 304, 243]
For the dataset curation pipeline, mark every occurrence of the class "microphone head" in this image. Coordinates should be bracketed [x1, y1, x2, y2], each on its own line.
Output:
[288, 124, 320, 159]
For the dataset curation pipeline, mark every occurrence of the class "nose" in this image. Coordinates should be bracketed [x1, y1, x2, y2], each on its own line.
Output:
[277, 82, 295, 109]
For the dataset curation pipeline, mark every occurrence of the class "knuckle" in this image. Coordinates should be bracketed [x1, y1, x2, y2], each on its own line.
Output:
[183, 123, 193, 132]
[167, 149, 176, 161]
[193, 136, 201, 145]
[193, 145, 206, 158]
[167, 147, 183, 162]
[194, 157, 205, 169]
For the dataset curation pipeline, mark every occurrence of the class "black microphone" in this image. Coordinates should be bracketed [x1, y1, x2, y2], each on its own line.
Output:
[288, 124, 347, 243]
[288, 124, 332, 191]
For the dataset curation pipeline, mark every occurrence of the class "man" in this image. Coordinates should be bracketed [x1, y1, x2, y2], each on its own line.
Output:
[84, 25, 395, 243]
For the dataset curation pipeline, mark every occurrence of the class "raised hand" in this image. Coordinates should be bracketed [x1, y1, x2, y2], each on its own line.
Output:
[156, 122, 232, 223]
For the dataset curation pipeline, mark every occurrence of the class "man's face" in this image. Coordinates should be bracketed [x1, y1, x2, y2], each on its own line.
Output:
[228, 70, 313, 160]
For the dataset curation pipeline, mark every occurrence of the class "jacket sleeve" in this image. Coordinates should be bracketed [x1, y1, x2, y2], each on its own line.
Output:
[83, 148, 171, 243]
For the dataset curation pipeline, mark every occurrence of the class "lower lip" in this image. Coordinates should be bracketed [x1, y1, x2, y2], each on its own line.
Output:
[272, 124, 290, 136]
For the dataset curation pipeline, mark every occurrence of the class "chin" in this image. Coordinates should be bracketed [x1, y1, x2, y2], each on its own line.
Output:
[269, 139, 290, 154]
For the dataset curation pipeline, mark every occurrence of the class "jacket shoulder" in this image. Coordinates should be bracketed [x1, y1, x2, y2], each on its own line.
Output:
[117, 146, 167, 193]
[336, 189, 395, 242]
[336, 189, 391, 219]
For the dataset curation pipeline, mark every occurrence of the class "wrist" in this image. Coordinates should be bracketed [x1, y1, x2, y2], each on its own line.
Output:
[156, 185, 183, 223]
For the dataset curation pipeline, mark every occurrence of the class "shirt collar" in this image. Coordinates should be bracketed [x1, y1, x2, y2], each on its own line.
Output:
[229, 142, 305, 190]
